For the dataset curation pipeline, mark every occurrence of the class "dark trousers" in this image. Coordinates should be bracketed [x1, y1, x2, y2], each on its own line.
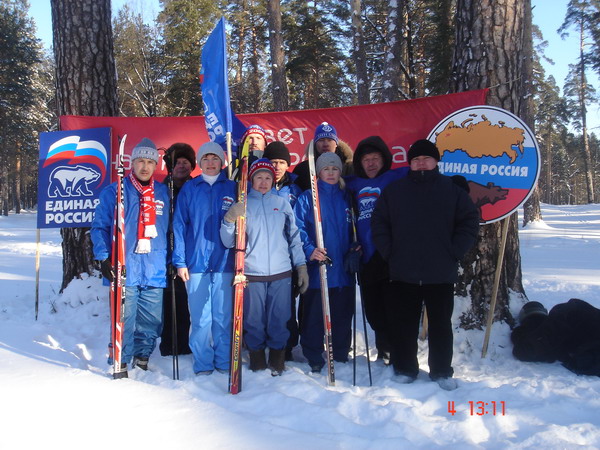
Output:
[384, 281, 454, 379]
[160, 275, 191, 356]
[360, 279, 391, 354]
[300, 286, 355, 366]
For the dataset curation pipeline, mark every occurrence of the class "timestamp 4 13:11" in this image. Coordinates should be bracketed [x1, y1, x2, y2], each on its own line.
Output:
[447, 401, 506, 416]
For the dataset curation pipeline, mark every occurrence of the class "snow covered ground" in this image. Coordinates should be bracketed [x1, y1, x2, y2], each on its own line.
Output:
[1, 204, 599, 449]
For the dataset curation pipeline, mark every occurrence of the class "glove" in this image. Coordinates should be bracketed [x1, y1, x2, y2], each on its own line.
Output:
[343, 243, 362, 274]
[295, 264, 309, 295]
[100, 258, 114, 282]
[224, 202, 245, 223]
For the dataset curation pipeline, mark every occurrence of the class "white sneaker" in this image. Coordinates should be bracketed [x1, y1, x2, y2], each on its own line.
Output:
[436, 377, 458, 391]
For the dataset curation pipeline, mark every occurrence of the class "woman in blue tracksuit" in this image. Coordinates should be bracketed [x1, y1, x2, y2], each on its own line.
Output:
[91, 138, 169, 375]
[220, 158, 308, 376]
[173, 142, 236, 375]
[294, 152, 356, 373]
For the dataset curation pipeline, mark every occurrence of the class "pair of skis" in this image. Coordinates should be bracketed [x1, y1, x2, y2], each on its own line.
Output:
[229, 140, 250, 394]
[110, 135, 127, 379]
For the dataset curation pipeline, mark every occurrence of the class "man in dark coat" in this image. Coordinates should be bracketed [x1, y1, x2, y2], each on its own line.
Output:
[371, 139, 479, 390]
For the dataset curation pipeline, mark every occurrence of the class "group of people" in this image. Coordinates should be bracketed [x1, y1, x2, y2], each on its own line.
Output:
[91, 122, 480, 391]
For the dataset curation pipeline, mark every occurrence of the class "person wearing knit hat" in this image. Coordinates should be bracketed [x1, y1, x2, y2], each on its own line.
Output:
[160, 141, 196, 357]
[345, 135, 410, 365]
[371, 138, 479, 391]
[172, 140, 237, 375]
[220, 156, 308, 376]
[293, 147, 356, 373]
[263, 141, 303, 361]
[131, 137, 159, 163]
[292, 122, 354, 192]
[91, 137, 170, 376]
[230, 124, 268, 181]
[407, 139, 441, 164]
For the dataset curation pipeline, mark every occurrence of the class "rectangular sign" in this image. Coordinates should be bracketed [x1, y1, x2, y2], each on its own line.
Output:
[38, 127, 111, 228]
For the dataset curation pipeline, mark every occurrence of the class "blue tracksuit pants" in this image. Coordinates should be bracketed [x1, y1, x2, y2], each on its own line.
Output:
[187, 272, 233, 373]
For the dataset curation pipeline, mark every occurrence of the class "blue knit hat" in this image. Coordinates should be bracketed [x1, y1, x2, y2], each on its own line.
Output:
[314, 122, 338, 143]
[131, 138, 159, 163]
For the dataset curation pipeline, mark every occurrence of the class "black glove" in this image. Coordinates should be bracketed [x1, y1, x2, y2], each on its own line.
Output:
[100, 258, 114, 282]
[343, 243, 362, 274]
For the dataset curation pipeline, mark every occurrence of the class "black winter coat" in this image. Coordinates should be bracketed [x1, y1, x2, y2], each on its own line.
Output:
[371, 167, 479, 285]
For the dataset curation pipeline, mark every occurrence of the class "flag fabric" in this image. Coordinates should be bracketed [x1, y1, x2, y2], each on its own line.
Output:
[200, 17, 245, 153]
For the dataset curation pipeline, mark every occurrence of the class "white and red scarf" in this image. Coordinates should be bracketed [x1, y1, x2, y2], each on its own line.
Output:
[129, 173, 157, 254]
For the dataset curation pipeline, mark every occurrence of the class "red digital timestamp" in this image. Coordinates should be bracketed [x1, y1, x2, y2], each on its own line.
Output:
[447, 401, 506, 416]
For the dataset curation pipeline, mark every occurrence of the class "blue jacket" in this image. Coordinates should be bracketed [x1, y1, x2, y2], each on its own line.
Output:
[345, 167, 409, 262]
[272, 172, 303, 207]
[220, 188, 305, 276]
[294, 180, 353, 289]
[172, 172, 236, 273]
[91, 177, 170, 288]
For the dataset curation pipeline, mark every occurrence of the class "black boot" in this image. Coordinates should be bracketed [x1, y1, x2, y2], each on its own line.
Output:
[132, 356, 149, 371]
[249, 349, 267, 372]
[268, 348, 286, 376]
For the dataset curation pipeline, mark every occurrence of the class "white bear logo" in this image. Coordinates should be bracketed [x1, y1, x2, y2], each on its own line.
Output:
[48, 165, 101, 198]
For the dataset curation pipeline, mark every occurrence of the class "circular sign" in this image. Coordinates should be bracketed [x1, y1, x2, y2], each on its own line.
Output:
[427, 105, 541, 225]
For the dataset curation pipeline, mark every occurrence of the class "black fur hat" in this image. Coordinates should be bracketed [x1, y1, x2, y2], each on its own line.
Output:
[163, 143, 196, 171]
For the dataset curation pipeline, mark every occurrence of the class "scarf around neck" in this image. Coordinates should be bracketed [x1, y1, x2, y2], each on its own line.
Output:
[129, 172, 157, 253]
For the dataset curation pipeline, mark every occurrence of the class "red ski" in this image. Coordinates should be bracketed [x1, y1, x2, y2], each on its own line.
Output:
[229, 140, 250, 394]
[110, 134, 127, 379]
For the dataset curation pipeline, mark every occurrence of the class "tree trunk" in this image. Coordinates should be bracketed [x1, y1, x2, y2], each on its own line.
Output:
[521, 0, 542, 225]
[578, 20, 595, 203]
[266, 0, 289, 111]
[51, 0, 119, 292]
[381, 1, 404, 102]
[14, 144, 21, 214]
[351, 0, 369, 105]
[450, 0, 528, 329]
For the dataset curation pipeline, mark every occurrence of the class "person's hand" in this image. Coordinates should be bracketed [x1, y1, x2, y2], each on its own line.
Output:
[177, 267, 190, 282]
[343, 242, 362, 274]
[295, 265, 309, 295]
[310, 247, 328, 262]
[99, 258, 114, 282]
[224, 202, 245, 223]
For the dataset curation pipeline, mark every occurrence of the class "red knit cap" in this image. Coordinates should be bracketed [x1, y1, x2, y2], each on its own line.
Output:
[248, 158, 276, 180]
[241, 124, 267, 146]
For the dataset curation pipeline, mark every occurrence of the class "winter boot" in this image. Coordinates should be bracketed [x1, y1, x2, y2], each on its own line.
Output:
[249, 349, 267, 372]
[113, 363, 128, 379]
[268, 348, 286, 376]
[132, 356, 149, 371]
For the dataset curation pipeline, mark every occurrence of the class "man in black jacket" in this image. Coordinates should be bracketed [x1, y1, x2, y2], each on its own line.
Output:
[371, 139, 479, 390]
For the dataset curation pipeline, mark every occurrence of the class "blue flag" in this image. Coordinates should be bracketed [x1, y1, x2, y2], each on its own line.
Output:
[200, 17, 245, 152]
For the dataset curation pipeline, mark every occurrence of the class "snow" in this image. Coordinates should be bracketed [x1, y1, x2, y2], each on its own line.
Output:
[1, 204, 600, 449]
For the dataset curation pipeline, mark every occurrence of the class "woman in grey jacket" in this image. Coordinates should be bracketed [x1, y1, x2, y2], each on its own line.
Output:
[220, 158, 308, 376]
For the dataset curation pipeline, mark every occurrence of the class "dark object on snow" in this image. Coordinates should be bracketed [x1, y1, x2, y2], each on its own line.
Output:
[518, 301, 548, 323]
[511, 298, 600, 376]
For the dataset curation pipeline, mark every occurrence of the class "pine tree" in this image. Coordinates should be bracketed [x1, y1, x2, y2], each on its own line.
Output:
[51, 0, 119, 291]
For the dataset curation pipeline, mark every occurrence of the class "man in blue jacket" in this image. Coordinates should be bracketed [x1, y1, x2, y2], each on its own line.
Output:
[92, 138, 170, 376]
[345, 136, 409, 364]
[371, 139, 479, 391]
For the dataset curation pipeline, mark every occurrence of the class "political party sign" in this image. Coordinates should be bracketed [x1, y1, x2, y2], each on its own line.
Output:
[38, 127, 111, 228]
[428, 106, 540, 225]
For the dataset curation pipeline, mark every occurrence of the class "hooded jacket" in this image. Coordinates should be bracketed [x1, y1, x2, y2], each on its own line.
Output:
[345, 136, 409, 265]
[91, 177, 170, 288]
[292, 140, 354, 192]
[172, 171, 236, 273]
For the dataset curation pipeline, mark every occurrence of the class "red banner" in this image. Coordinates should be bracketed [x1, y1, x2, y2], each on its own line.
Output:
[60, 89, 487, 181]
